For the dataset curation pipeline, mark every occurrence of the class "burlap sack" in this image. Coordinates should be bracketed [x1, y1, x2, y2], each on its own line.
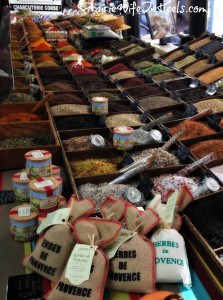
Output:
[45, 218, 122, 300]
[106, 204, 160, 293]
[100, 196, 126, 221]
[166, 186, 194, 212]
[23, 224, 75, 283]
[66, 195, 96, 222]
[151, 228, 191, 285]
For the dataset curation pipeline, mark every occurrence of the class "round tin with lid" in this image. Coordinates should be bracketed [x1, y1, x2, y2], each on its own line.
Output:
[51, 165, 61, 177]
[91, 97, 108, 115]
[9, 204, 38, 242]
[90, 134, 105, 147]
[124, 187, 142, 204]
[205, 177, 220, 192]
[12, 171, 30, 202]
[113, 127, 134, 150]
[29, 176, 62, 213]
[148, 129, 162, 143]
[25, 150, 52, 178]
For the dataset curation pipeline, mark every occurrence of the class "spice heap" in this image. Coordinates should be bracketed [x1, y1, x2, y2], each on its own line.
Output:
[198, 67, 223, 84]
[143, 64, 172, 76]
[36, 61, 59, 68]
[55, 115, 102, 130]
[12, 61, 24, 67]
[70, 157, 121, 177]
[50, 104, 90, 116]
[71, 68, 98, 75]
[76, 74, 104, 82]
[127, 85, 163, 98]
[152, 72, 178, 82]
[5, 93, 36, 102]
[138, 96, 177, 110]
[111, 71, 136, 81]
[215, 49, 223, 61]
[11, 50, 24, 60]
[193, 99, 223, 113]
[0, 136, 54, 148]
[133, 60, 154, 69]
[109, 101, 133, 112]
[199, 40, 223, 54]
[184, 59, 211, 76]
[78, 182, 131, 212]
[44, 81, 76, 91]
[38, 67, 70, 76]
[110, 39, 129, 48]
[180, 88, 209, 101]
[83, 81, 113, 90]
[152, 109, 184, 121]
[50, 93, 84, 103]
[35, 54, 56, 63]
[153, 174, 199, 200]
[105, 63, 130, 74]
[173, 55, 196, 69]
[189, 37, 211, 50]
[0, 113, 41, 122]
[120, 78, 146, 88]
[90, 92, 122, 100]
[63, 136, 111, 151]
[184, 193, 223, 248]
[162, 49, 185, 61]
[166, 79, 191, 91]
[105, 113, 143, 127]
[169, 120, 216, 140]
[130, 148, 180, 168]
[189, 140, 223, 159]
[15, 80, 29, 89]
[124, 45, 144, 56]
[13, 68, 27, 76]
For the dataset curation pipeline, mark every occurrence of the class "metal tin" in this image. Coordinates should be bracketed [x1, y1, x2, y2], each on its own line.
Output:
[25, 150, 52, 178]
[113, 127, 134, 150]
[91, 97, 108, 115]
[149, 129, 162, 143]
[124, 187, 142, 204]
[90, 134, 105, 147]
[205, 177, 220, 192]
[12, 171, 30, 202]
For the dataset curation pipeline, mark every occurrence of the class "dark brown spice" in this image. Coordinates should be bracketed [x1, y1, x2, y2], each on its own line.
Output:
[199, 40, 223, 54]
[127, 84, 163, 98]
[105, 64, 130, 74]
[55, 115, 103, 130]
[120, 78, 146, 88]
[50, 93, 84, 103]
[180, 88, 210, 102]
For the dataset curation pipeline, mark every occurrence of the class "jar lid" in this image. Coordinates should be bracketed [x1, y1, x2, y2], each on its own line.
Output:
[92, 97, 108, 103]
[113, 127, 134, 135]
[29, 176, 62, 194]
[90, 134, 105, 147]
[205, 177, 220, 192]
[150, 129, 162, 142]
[12, 171, 30, 184]
[124, 187, 142, 204]
[51, 165, 60, 176]
[25, 150, 52, 162]
[9, 204, 38, 222]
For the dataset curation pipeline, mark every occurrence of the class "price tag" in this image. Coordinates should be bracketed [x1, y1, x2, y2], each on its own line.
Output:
[34, 180, 54, 189]
[167, 61, 174, 68]
[111, 80, 119, 87]
[208, 55, 217, 64]
[182, 105, 197, 118]
[135, 69, 142, 76]
[131, 100, 139, 110]
[140, 110, 150, 123]
[145, 75, 153, 83]
[159, 80, 167, 90]
[104, 230, 136, 259]
[19, 172, 29, 181]
[183, 44, 191, 53]
[37, 208, 71, 235]
[195, 49, 203, 59]
[161, 127, 170, 140]
[137, 174, 154, 199]
[120, 90, 129, 98]
[117, 153, 134, 170]
[208, 115, 221, 131]
[98, 115, 106, 127]
[155, 58, 162, 64]
[177, 69, 185, 77]
[0, 191, 15, 205]
[119, 127, 129, 133]
[164, 191, 179, 225]
[210, 33, 216, 40]
[31, 151, 44, 158]
[176, 145, 191, 163]
[65, 244, 97, 285]
[172, 92, 181, 101]
[18, 206, 31, 217]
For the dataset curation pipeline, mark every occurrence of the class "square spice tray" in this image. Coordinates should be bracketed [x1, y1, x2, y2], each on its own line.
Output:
[148, 103, 191, 121]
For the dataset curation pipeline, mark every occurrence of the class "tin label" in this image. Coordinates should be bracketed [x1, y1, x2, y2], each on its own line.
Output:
[31, 151, 45, 158]
[20, 173, 29, 181]
[34, 180, 54, 189]
[18, 206, 31, 217]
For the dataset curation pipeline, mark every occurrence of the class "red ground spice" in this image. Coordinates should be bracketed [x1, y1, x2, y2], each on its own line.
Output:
[60, 50, 79, 56]
[57, 41, 70, 47]
[189, 139, 223, 159]
[32, 43, 52, 51]
[105, 63, 130, 74]
[71, 68, 98, 75]
[35, 55, 56, 62]
[169, 120, 216, 140]
[0, 113, 40, 122]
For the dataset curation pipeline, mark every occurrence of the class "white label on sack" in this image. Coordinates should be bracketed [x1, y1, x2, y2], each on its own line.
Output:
[164, 191, 178, 225]
[19, 172, 29, 181]
[18, 206, 31, 217]
[65, 244, 97, 285]
[37, 208, 71, 235]
[104, 230, 137, 260]
[31, 151, 45, 158]
[34, 180, 54, 189]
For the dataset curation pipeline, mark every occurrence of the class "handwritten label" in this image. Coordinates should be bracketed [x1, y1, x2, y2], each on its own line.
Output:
[104, 230, 136, 259]
[31, 151, 44, 158]
[20, 172, 29, 181]
[18, 206, 31, 217]
[34, 180, 54, 189]
[65, 244, 97, 285]
[164, 191, 179, 225]
[37, 208, 71, 235]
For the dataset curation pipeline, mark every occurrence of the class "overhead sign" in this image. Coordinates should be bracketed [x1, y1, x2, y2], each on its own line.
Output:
[9, 0, 62, 12]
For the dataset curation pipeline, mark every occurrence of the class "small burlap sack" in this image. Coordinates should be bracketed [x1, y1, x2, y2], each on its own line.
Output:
[106, 203, 160, 293]
[23, 201, 96, 283]
[100, 196, 126, 221]
[23, 224, 75, 283]
[151, 228, 191, 285]
[166, 186, 194, 212]
[66, 195, 95, 222]
[45, 218, 122, 300]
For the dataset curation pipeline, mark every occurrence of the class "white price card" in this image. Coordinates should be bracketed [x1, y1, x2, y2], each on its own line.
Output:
[18, 206, 31, 217]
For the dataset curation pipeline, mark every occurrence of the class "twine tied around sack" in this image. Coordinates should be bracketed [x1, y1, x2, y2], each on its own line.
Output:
[106, 212, 115, 220]
[131, 221, 146, 233]
[88, 233, 98, 252]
